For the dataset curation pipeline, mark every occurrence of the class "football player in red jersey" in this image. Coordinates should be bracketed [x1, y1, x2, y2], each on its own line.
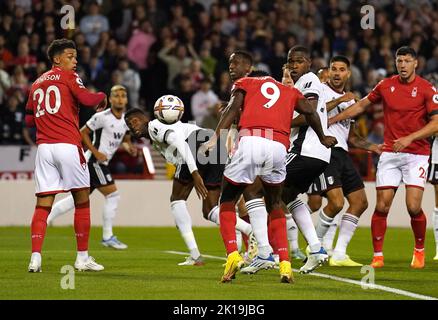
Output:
[329, 46, 438, 269]
[201, 51, 336, 283]
[25, 39, 107, 272]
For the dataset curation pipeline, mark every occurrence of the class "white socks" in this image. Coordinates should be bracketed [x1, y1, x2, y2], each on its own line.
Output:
[47, 196, 75, 224]
[287, 199, 321, 253]
[171, 200, 200, 259]
[246, 198, 271, 259]
[76, 251, 88, 262]
[316, 209, 334, 242]
[207, 205, 253, 237]
[103, 191, 120, 240]
[323, 213, 340, 251]
[286, 214, 299, 251]
[333, 213, 359, 260]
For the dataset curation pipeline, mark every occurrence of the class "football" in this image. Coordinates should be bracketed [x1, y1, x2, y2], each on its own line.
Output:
[153, 95, 184, 124]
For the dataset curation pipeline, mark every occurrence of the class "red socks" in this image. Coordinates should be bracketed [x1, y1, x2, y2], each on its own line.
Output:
[74, 201, 90, 252]
[371, 210, 388, 253]
[410, 210, 426, 250]
[31, 206, 51, 253]
[219, 202, 238, 255]
[269, 209, 288, 262]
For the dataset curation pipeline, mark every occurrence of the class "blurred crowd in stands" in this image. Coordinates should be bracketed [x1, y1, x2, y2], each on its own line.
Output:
[0, 0, 437, 155]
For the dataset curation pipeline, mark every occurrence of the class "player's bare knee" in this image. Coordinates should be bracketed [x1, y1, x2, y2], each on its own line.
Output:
[328, 197, 344, 214]
[351, 196, 368, 214]
[307, 198, 322, 212]
[407, 203, 422, 216]
[376, 201, 391, 214]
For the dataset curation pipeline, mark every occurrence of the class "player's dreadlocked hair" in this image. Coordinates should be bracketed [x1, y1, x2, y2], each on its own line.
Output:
[47, 39, 76, 63]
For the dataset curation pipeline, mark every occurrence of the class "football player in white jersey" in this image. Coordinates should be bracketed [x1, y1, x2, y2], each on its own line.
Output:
[47, 85, 137, 249]
[124, 108, 254, 266]
[306, 56, 383, 266]
[281, 45, 338, 274]
[428, 135, 438, 260]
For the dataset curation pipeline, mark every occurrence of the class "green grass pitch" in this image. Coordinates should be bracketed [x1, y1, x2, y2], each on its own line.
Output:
[1, 226, 437, 300]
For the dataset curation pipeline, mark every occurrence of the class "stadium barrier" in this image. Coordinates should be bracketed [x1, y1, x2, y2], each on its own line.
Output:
[0, 180, 434, 227]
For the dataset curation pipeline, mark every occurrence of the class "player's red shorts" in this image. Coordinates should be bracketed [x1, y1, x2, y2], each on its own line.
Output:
[34, 143, 90, 196]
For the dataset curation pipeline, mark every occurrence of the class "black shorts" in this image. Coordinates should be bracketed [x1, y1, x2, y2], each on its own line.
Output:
[308, 147, 364, 196]
[89, 161, 115, 189]
[428, 162, 438, 185]
[174, 129, 226, 188]
[284, 153, 328, 194]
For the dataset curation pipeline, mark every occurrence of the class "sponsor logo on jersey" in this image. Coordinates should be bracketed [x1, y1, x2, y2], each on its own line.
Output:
[304, 82, 313, 89]
[114, 132, 124, 139]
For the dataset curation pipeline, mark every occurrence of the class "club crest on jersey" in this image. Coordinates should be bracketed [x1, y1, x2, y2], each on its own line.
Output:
[411, 87, 417, 97]
[390, 86, 395, 93]
[81, 163, 87, 170]
[433, 94, 438, 104]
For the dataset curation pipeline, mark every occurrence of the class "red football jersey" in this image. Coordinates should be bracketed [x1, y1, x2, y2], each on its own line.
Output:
[233, 76, 304, 149]
[26, 67, 105, 147]
[367, 75, 438, 155]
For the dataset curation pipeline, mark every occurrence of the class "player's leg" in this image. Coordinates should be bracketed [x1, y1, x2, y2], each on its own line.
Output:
[370, 188, 395, 267]
[434, 184, 438, 260]
[405, 186, 426, 269]
[97, 183, 127, 249]
[315, 187, 344, 244]
[29, 194, 56, 272]
[282, 155, 328, 273]
[47, 195, 75, 225]
[371, 152, 402, 268]
[427, 162, 438, 259]
[57, 144, 103, 271]
[307, 194, 323, 213]
[29, 144, 61, 272]
[263, 182, 293, 283]
[403, 153, 429, 269]
[219, 178, 246, 281]
[170, 177, 203, 265]
[330, 188, 367, 266]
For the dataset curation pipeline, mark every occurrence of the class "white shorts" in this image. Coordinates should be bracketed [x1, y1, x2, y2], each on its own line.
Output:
[376, 152, 429, 190]
[34, 143, 90, 196]
[224, 136, 287, 185]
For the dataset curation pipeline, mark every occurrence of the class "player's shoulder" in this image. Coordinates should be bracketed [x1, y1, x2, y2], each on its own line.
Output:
[415, 76, 436, 91]
[296, 72, 321, 88]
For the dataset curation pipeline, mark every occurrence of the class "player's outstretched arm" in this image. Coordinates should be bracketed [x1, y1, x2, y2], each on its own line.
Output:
[80, 125, 108, 163]
[326, 92, 357, 113]
[167, 130, 208, 199]
[329, 97, 371, 125]
[296, 98, 337, 148]
[347, 123, 383, 154]
[393, 114, 438, 152]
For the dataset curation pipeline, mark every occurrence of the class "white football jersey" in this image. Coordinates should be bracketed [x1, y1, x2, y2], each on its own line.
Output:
[148, 119, 200, 164]
[432, 135, 438, 164]
[290, 72, 331, 163]
[323, 83, 355, 151]
[85, 109, 129, 165]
